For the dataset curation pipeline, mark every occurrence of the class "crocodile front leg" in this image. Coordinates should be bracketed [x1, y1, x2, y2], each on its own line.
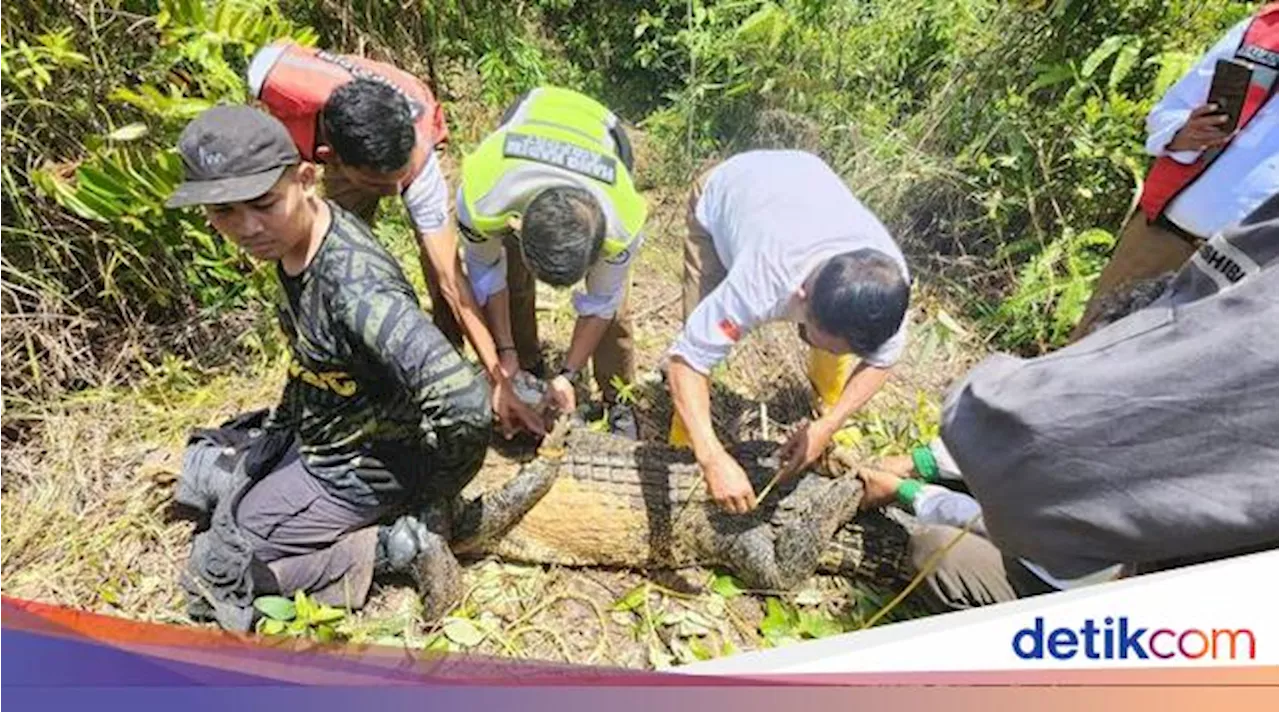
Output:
[725, 475, 866, 590]
[452, 417, 571, 554]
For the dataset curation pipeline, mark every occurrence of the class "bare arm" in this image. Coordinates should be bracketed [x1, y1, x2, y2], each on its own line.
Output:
[419, 226, 500, 372]
[540, 315, 613, 415]
[780, 362, 891, 477]
[564, 315, 611, 372]
[481, 287, 519, 375]
[668, 356, 756, 514]
[419, 225, 544, 435]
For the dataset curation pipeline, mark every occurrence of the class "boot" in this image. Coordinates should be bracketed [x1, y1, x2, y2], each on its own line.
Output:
[374, 513, 462, 621]
[667, 412, 692, 449]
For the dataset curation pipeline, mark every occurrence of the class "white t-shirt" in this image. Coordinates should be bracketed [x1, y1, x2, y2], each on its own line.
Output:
[668, 150, 909, 375]
[402, 151, 449, 235]
[1146, 16, 1278, 238]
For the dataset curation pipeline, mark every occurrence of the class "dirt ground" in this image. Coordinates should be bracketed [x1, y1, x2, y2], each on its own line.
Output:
[0, 181, 985, 667]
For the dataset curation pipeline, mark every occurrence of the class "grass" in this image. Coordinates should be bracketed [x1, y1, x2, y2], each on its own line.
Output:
[0, 360, 282, 623]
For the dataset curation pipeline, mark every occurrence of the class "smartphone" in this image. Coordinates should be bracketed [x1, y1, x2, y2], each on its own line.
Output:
[1207, 58, 1253, 133]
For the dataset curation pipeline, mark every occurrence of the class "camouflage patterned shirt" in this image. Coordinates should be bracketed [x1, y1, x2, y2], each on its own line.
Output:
[272, 204, 491, 507]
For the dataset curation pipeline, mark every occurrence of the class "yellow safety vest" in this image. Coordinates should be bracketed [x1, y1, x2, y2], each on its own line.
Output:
[459, 87, 647, 261]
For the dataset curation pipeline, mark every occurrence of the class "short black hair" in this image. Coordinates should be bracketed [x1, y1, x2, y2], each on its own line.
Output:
[321, 78, 415, 172]
[808, 249, 909, 356]
[519, 187, 606, 287]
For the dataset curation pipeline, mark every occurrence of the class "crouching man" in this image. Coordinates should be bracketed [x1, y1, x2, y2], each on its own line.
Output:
[168, 106, 491, 630]
[860, 195, 1280, 611]
[457, 87, 647, 437]
[666, 150, 911, 513]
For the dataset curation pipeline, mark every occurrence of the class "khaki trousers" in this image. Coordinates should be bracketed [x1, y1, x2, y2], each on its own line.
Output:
[906, 524, 1053, 612]
[1072, 211, 1199, 340]
[324, 168, 465, 349]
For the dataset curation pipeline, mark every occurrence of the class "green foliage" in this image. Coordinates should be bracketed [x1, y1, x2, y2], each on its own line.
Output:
[985, 227, 1116, 349]
[609, 580, 733, 667]
[2, 0, 1253, 400]
[836, 390, 941, 457]
[564, 0, 1242, 352]
[151, 0, 318, 103]
[709, 573, 744, 599]
[759, 596, 852, 647]
[3, 0, 315, 397]
[254, 591, 346, 641]
[1, 28, 89, 95]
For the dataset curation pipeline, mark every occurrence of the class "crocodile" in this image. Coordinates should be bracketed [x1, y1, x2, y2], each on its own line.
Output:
[444, 276, 1170, 589]
[447, 422, 911, 592]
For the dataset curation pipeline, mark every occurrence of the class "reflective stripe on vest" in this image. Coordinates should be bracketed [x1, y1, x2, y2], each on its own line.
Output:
[1138, 5, 1279, 222]
[461, 87, 646, 260]
[251, 41, 448, 178]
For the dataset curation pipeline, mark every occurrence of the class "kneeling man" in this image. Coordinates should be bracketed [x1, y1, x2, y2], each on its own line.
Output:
[169, 107, 491, 629]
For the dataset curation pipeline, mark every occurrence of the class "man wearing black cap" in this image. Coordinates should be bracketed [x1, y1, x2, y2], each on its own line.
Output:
[168, 105, 492, 629]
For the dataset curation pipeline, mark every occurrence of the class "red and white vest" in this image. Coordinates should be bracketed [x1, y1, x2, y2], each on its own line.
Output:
[1139, 4, 1279, 222]
[247, 41, 448, 178]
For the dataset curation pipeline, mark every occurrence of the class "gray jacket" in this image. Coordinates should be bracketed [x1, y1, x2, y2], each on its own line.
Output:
[941, 196, 1279, 579]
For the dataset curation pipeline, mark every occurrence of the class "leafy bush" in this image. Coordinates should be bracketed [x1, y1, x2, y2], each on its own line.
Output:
[1, 0, 1253, 401]
[2, 0, 315, 397]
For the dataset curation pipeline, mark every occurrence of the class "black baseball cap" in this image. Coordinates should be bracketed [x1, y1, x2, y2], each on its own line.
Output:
[166, 105, 301, 208]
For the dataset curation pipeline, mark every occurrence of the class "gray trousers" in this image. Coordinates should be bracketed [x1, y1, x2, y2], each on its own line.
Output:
[236, 450, 389, 609]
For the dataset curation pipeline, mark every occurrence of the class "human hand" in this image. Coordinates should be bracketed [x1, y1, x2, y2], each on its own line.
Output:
[702, 450, 757, 514]
[778, 417, 838, 481]
[493, 378, 546, 438]
[539, 374, 577, 417]
[1166, 103, 1232, 153]
[856, 467, 903, 511]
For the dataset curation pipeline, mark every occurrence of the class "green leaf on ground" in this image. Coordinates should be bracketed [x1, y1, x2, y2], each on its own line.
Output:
[760, 597, 798, 645]
[308, 605, 345, 625]
[710, 574, 744, 599]
[424, 633, 452, 652]
[612, 584, 649, 611]
[258, 618, 285, 635]
[293, 590, 312, 621]
[797, 610, 843, 639]
[253, 596, 296, 621]
[442, 617, 485, 647]
[688, 637, 715, 661]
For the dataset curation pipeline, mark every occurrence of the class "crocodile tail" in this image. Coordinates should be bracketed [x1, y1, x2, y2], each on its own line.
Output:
[451, 416, 572, 553]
